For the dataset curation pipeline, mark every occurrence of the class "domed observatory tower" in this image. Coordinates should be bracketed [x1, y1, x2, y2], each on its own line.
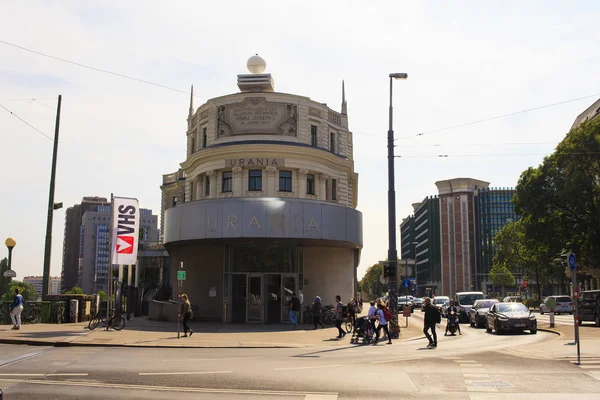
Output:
[160, 56, 362, 323]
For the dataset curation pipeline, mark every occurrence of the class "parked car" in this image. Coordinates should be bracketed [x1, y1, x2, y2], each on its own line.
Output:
[455, 292, 486, 323]
[469, 299, 499, 328]
[503, 296, 523, 303]
[432, 296, 450, 314]
[578, 290, 600, 327]
[398, 296, 414, 312]
[486, 302, 537, 334]
[540, 296, 573, 315]
[413, 297, 424, 310]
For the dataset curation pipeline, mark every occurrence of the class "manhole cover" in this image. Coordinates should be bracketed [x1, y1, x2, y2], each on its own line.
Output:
[474, 382, 513, 388]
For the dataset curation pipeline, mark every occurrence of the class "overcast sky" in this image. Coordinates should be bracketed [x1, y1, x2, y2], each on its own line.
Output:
[1, 1, 599, 282]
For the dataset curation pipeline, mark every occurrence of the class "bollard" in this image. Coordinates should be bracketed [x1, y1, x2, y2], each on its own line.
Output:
[549, 310, 555, 328]
[70, 299, 79, 323]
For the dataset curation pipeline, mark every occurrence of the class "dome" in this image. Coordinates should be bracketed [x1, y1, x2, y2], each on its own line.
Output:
[247, 54, 266, 74]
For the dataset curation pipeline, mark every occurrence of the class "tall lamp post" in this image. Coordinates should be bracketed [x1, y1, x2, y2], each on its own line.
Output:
[5, 238, 16, 271]
[413, 241, 419, 296]
[387, 72, 408, 332]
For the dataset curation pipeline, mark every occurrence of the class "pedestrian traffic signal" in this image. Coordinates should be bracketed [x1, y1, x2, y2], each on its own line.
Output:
[383, 263, 390, 278]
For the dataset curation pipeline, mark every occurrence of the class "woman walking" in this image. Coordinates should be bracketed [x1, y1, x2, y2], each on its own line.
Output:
[181, 294, 194, 337]
[312, 296, 324, 329]
[375, 303, 392, 344]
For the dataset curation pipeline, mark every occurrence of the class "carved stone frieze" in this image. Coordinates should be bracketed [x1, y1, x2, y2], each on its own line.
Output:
[216, 97, 297, 136]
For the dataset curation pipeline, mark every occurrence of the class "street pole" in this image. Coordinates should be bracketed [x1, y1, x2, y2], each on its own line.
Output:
[413, 241, 419, 297]
[42, 95, 62, 299]
[570, 253, 581, 364]
[387, 72, 407, 338]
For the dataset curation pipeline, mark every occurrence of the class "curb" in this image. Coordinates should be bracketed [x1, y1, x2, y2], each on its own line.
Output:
[538, 327, 565, 337]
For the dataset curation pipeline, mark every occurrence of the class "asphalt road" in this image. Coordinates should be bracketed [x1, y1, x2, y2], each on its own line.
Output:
[1, 314, 600, 399]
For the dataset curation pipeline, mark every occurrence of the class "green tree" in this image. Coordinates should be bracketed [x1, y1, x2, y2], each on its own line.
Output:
[513, 117, 600, 270]
[65, 287, 84, 295]
[1, 280, 38, 302]
[358, 263, 388, 299]
[489, 264, 515, 297]
[97, 290, 108, 301]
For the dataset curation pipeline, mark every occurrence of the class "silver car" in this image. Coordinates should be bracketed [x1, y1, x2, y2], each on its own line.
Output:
[540, 295, 573, 315]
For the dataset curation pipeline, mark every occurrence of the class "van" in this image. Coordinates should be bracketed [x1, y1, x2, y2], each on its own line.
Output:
[578, 290, 600, 327]
[454, 291, 485, 323]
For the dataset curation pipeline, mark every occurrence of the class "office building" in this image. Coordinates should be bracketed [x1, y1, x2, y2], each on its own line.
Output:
[23, 276, 61, 299]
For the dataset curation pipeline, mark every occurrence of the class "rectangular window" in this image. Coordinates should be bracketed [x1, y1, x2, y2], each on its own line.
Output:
[202, 127, 207, 148]
[190, 137, 195, 155]
[307, 174, 315, 195]
[189, 181, 194, 201]
[332, 179, 337, 200]
[279, 170, 292, 192]
[311, 125, 318, 146]
[222, 171, 232, 193]
[205, 175, 210, 196]
[248, 169, 262, 191]
[330, 132, 336, 153]
[172, 196, 178, 207]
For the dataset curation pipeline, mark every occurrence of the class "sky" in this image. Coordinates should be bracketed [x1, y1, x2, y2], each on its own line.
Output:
[1, 1, 599, 282]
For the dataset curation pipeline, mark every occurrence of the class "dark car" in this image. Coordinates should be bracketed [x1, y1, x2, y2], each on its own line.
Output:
[469, 299, 499, 328]
[413, 297, 424, 310]
[486, 302, 537, 334]
[578, 290, 600, 327]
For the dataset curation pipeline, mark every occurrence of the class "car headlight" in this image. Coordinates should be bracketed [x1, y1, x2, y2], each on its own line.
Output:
[529, 315, 536, 320]
[498, 316, 509, 321]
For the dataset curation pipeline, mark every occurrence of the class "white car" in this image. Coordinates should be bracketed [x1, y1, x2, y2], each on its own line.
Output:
[540, 295, 574, 315]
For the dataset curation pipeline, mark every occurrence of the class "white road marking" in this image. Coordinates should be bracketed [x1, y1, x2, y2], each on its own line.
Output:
[458, 360, 478, 363]
[161, 356, 264, 362]
[460, 364, 483, 368]
[0, 373, 45, 377]
[577, 365, 600, 369]
[0, 378, 339, 397]
[139, 370, 232, 376]
[305, 395, 338, 400]
[46, 373, 89, 377]
[464, 374, 491, 378]
[0, 373, 88, 377]
[273, 364, 342, 371]
[0, 349, 52, 368]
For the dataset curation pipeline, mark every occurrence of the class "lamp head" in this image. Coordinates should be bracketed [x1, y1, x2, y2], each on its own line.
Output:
[389, 73, 408, 80]
[5, 237, 16, 249]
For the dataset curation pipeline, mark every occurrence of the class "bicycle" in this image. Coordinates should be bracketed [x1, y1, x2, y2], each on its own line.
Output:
[88, 309, 125, 331]
[21, 304, 41, 324]
[55, 303, 65, 324]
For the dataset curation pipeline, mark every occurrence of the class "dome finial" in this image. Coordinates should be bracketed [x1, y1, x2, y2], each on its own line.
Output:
[247, 54, 266, 74]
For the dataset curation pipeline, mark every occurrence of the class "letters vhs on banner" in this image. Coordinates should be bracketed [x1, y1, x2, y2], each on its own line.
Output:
[111, 197, 140, 265]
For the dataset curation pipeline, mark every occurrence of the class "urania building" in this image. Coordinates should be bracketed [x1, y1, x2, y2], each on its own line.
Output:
[160, 56, 362, 323]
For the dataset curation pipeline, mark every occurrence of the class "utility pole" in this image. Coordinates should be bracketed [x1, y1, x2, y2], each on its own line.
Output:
[42, 95, 63, 298]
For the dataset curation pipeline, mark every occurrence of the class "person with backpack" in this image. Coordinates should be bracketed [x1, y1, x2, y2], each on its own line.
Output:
[289, 292, 301, 328]
[347, 297, 359, 327]
[181, 294, 193, 337]
[312, 296, 324, 329]
[422, 297, 440, 347]
[9, 288, 24, 330]
[374, 303, 392, 344]
[334, 295, 346, 339]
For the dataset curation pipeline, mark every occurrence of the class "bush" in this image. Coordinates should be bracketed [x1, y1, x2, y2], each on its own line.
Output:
[524, 298, 542, 309]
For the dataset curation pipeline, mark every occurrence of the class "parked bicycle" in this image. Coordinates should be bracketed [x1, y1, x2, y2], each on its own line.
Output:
[88, 309, 125, 331]
[21, 304, 41, 324]
[55, 303, 65, 324]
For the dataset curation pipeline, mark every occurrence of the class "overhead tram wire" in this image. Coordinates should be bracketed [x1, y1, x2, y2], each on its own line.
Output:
[395, 151, 600, 159]
[0, 103, 53, 140]
[0, 40, 204, 101]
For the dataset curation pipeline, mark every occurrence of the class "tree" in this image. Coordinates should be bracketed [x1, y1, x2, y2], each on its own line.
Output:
[358, 263, 388, 299]
[97, 290, 109, 301]
[513, 117, 600, 270]
[489, 264, 515, 297]
[0, 257, 8, 298]
[65, 287, 84, 295]
[1, 280, 38, 302]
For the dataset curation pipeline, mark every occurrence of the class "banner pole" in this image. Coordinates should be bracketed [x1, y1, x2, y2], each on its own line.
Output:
[107, 193, 114, 330]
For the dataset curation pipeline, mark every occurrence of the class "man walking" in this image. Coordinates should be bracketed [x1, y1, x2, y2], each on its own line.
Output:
[10, 288, 24, 330]
[289, 292, 301, 328]
[334, 295, 346, 339]
[422, 297, 440, 347]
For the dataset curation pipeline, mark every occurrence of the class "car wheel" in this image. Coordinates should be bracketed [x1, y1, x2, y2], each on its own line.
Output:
[530, 329, 537, 334]
[595, 314, 600, 328]
[540, 310, 544, 315]
[470, 317, 474, 327]
[486, 321, 492, 333]
[569, 312, 573, 315]
[494, 321, 500, 334]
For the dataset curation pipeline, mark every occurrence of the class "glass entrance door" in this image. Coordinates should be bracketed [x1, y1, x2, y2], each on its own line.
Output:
[231, 274, 247, 323]
[247, 274, 263, 323]
[266, 274, 282, 323]
[282, 275, 298, 323]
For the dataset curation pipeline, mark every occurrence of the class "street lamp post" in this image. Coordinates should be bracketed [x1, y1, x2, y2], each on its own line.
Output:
[387, 72, 408, 333]
[5, 238, 16, 272]
[413, 241, 419, 296]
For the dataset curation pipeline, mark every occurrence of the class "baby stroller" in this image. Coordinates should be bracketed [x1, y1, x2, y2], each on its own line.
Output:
[350, 316, 374, 344]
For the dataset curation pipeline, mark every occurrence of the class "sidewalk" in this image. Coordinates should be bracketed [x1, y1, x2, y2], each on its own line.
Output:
[0, 316, 424, 349]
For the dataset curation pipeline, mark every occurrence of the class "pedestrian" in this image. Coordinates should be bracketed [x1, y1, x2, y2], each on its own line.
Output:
[422, 297, 440, 347]
[374, 303, 392, 344]
[181, 294, 194, 337]
[9, 288, 24, 330]
[367, 300, 377, 336]
[445, 300, 462, 336]
[348, 296, 358, 327]
[289, 292, 301, 328]
[334, 295, 346, 339]
[312, 296, 324, 329]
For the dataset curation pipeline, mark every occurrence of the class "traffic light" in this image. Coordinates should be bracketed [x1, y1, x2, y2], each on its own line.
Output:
[383, 263, 389, 278]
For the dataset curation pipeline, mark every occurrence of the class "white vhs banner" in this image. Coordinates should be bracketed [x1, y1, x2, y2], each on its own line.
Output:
[111, 197, 140, 265]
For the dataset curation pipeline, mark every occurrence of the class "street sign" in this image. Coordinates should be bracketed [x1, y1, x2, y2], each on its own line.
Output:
[400, 266, 413, 276]
[177, 270, 187, 281]
[3, 270, 16, 278]
[569, 253, 576, 271]
[379, 274, 388, 285]
[402, 279, 411, 288]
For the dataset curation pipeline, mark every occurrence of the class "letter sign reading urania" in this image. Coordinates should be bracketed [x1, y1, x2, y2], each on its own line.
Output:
[111, 197, 140, 265]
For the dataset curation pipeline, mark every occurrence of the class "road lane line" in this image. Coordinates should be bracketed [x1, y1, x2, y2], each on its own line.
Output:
[162, 357, 260, 362]
[274, 364, 342, 371]
[0, 349, 53, 368]
[305, 395, 338, 400]
[0, 378, 339, 397]
[0, 373, 45, 377]
[139, 370, 232, 376]
[46, 373, 89, 377]
[464, 374, 491, 378]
